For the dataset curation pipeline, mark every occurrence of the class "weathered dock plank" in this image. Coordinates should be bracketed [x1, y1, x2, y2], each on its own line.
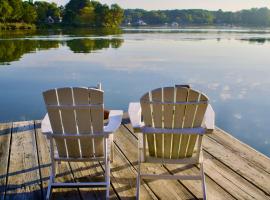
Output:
[5, 121, 42, 200]
[1, 117, 270, 200]
[209, 128, 270, 174]
[0, 123, 12, 200]
[203, 136, 270, 195]
[115, 126, 196, 200]
[122, 124, 235, 200]
[69, 161, 113, 199]
[203, 151, 270, 200]
[109, 139, 158, 199]
[34, 121, 82, 200]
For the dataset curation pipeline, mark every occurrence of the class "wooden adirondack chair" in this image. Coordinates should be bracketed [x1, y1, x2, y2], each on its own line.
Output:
[41, 85, 123, 200]
[128, 85, 215, 200]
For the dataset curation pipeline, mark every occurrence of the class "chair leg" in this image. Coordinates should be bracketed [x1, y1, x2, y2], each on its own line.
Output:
[136, 146, 142, 200]
[46, 161, 55, 200]
[136, 162, 141, 200]
[106, 159, 110, 199]
[46, 174, 53, 200]
[47, 139, 55, 200]
[110, 135, 114, 163]
[200, 162, 207, 200]
[105, 138, 110, 199]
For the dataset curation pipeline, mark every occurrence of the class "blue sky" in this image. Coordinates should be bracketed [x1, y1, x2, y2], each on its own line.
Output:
[44, 0, 270, 11]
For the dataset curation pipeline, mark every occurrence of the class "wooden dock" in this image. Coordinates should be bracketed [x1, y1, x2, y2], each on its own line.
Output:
[0, 115, 270, 200]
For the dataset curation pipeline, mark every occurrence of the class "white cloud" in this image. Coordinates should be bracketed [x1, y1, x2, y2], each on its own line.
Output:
[208, 83, 219, 90]
[220, 92, 231, 101]
[233, 113, 242, 120]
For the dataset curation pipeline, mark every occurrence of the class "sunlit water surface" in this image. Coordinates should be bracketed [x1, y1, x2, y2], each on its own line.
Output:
[0, 28, 269, 156]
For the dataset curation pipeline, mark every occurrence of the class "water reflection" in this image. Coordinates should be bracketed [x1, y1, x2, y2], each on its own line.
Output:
[0, 28, 122, 38]
[240, 38, 270, 44]
[0, 40, 60, 65]
[0, 38, 124, 65]
[67, 38, 123, 53]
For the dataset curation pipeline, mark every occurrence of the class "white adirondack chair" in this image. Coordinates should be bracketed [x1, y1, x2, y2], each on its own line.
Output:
[41, 85, 123, 200]
[128, 85, 215, 200]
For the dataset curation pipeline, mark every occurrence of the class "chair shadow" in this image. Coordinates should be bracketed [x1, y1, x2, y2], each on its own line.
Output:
[0, 122, 41, 136]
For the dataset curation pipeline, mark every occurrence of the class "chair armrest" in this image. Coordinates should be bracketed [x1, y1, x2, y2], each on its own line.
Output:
[203, 104, 215, 134]
[41, 113, 52, 137]
[128, 102, 144, 133]
[104, 110, 123, 133]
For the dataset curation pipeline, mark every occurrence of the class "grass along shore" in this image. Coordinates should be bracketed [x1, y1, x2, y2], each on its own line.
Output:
[0, 23, 36, 30]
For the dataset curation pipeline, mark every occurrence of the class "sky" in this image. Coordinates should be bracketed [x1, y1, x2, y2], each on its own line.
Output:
[44, 0, 270, 11]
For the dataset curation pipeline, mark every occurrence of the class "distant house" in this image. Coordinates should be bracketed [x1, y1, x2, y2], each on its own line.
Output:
[171, 22, 179, 27]
[46, 16, 54, 24]
[135, 20, 147, 26]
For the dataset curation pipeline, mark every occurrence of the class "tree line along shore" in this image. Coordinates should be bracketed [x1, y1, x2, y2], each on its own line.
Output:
[0, 0, 270, 30]
[0, 0, 124, 29]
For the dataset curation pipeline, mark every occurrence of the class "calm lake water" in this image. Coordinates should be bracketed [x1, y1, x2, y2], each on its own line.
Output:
[0, 27, 270, 156]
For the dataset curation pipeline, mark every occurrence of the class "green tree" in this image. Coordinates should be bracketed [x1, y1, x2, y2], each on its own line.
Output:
[110, 4, 124, 27]
[48, 3, 61, 22]
[63, 0, 123, 27]
[35, 1, 48, 22]
[22, 2, 37, 23]
[63, 0, 90, 24]
[0, 0, 13, 23]
[9, 0, 23, 22]
[77, 5, 95, 25]
[35, 1, 61, 23]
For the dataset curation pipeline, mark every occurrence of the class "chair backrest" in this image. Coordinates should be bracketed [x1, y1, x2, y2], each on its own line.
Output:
[43, 87, 104, 158]
[140, 86, 208, 160]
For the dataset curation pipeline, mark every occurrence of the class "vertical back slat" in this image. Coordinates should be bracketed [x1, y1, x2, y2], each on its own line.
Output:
[73, 87, 94, 157]
[151, 88, 163, 158]
[163, 87, 174, 159]
[193, 93, 208, 127]
[184, 90, 200, 157]
[43, 89, 67, 157]
[58, 88, 81, 158]
[186, 93, 208, 156]
[89, 89, 104, 157]
[178, 89, 199, 158]
[140, 93, 155, 157]
[171, 87, 188, 159]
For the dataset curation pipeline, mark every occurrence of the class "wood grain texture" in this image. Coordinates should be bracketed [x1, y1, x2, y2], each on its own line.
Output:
[73, 87, 94, 158]
[35, 121, 81, 200]
[43, 89, 67, 157]
[5, 121, 42, 200]
[172, 87, 188, 159]
[124, 120, 234, 200]
[203, 135, 270, 195]
[1, 116, 270, 200]
[115, 126, 194, 199]
[68, 161, 106, 199]
[209, 127, 270, 174]
[163, 87, 174, 159]
[0, 123, 12, 200]
[57, 88, 80, 158]
[141, 92, 155, 157]
[182, 90, 199, 158]
[89, 89, 104, 157]
[151, 88, 163, 158]
[203, 151, 270, 200]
